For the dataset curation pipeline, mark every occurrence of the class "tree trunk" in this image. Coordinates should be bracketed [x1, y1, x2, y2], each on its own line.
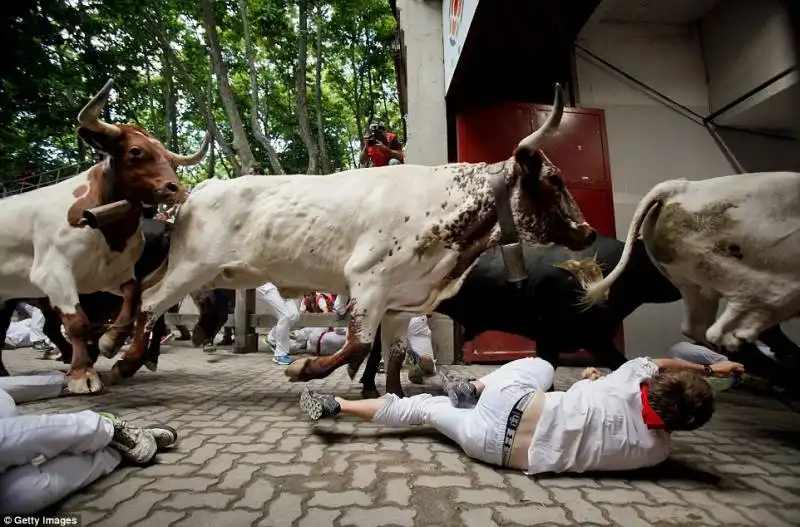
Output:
[314, 5, 332, 174]
[208, 139, 216, 180]
[349, 33, 365, 142]
[295, 0, 320, 174]
[199, 0, 260, 175]
[156, 14, 178, 151]
[239, 0, 284, 175]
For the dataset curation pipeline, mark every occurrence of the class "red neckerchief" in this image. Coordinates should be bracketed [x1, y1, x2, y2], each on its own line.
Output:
[640, 384, 667, 430]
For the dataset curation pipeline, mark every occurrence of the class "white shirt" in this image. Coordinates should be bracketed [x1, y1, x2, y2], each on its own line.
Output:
[407, 316, 433, 358]
[527, 357, 671, 475]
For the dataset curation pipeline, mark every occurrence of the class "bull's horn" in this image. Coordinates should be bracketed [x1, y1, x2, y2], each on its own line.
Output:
[516, 83, 564, 154]
[77, 79, 122, 138]
[171, 132, 211, 166]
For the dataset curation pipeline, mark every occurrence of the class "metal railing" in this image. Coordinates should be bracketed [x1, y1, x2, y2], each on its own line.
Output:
[1, 162, 92, 199]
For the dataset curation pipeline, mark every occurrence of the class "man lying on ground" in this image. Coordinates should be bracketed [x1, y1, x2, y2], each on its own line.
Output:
[0, 373, 178, 514]
[300, 356, 743, 475]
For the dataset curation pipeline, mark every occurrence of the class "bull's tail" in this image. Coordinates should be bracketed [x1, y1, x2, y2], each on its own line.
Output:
[580, 179, 689, 308]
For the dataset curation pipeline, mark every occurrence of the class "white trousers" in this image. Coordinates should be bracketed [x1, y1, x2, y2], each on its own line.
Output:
[256, 283, 300, 357]
[372, 357, 554, 466]
[0, 378, 119, 514]
[407, 316, 433, 358]
[669, 341, 775, 365]
[8, 303, 50, 346]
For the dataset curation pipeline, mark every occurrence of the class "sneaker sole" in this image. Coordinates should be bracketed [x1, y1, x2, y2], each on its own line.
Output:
[300, 389, 323, 420]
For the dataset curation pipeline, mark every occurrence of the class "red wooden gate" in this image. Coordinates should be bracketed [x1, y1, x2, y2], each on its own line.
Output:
[456, 103, 621, 364]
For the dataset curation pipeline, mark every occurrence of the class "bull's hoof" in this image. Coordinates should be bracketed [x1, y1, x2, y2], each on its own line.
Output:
[144, 360, 158, 372]
[361, 386, 380, 399]
[285, 357, 311, 381]
[110, 358, 143, 383]
[67, 368, 104, 394]
[99, 333, 120, 359]
[0, 366, 9, 377]
[347, 364, 359, 380]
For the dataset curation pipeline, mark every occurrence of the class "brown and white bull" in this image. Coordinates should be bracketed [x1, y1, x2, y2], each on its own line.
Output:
[582, 172, 800, 354]
[127, 84, 597, 395]
[0, 79, 208, 393]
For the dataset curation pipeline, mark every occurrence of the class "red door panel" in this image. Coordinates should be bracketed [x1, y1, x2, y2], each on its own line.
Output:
[568, 188, 617, 238]
[457, 104, 532, 163]
[535, 109, 609, 189]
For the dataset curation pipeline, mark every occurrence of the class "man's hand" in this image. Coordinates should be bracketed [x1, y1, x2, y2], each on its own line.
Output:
[374, 143, 391, 154]
[710, 361, 745, 375]
[581, 367, 601, 380]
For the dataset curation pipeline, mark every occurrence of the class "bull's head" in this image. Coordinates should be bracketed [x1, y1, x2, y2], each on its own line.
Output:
[509, 84, 596, 251]
[76, 79, 209, 206]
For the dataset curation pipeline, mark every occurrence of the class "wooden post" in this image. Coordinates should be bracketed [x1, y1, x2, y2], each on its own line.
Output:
[234, 288, 258, 354]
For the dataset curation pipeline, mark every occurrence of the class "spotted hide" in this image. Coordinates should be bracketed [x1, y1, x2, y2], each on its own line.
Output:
[583, 172, 800, 360]
[132, 84, 598, 396]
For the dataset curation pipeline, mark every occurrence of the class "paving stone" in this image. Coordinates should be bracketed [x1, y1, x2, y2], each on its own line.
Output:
[234, 479, 275, 509]
[261, 463, 313, 477]
[146, 476, 216, 492]
[161, 491, 236, 510]
[351, 463, 378, 488]
[259, 492, 304, 526]
[415, 475, 472, 488]
[339, 506, 416, 527]
[551, 488, 608, 524]
[636, 505, 714, 525]
[384, 478, 411, 506]
[104, 492, 167, 525]
[459, 508, 498, 527]
[218, 463, 260, 490]
[8, 347, 800, 527]
[131, 511, 186, 527]
[298, 508, 342, 527]
[496, 505, 570, 525]
[506, 474, 551, 504]
[175, 510, 259, 527]
[85, 477, 155, 510]
[454, 489, 515, 505]
[309, 490, 372, 507]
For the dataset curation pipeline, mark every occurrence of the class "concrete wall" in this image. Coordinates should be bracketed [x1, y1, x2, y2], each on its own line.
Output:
[576, 22, 735, 358]
[397, 0, 449, 166]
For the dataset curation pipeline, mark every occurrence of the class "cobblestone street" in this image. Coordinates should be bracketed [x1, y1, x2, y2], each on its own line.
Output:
[6, 344, 800, 527]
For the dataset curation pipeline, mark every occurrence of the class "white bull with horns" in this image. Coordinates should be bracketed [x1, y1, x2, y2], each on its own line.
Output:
[123, 84, 597, 396]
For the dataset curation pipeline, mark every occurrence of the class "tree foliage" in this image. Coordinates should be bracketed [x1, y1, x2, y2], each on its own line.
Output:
[0, 0, 401, 186]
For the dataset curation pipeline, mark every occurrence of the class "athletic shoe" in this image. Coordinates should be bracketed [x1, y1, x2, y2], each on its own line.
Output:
[160, 333, 175, 345]
[43, 349, 62, 361]
[144, 424, 179, 451]
[441, 371, 479, 408]
[273, 354, 293, 366]
[32, 341, 54, 352]
[96, 411, 121, 420]
[300, 388, 341, 420]
[100, 414, 158, 464]
[3, 339, 16, 350]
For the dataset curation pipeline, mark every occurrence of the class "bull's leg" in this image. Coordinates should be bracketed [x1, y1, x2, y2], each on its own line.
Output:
[30, 264, 102, 394]
[118, 264, 218, 380]
[359, 326, 383, 398]
[706, 302, 773, 353]
[145, 314, 167, 372]
[676, 283, 720, 346]
[285, 289, 387, 382]
[41, 303, 73, 364]
[98, 279, 140, 357]
[0, 300, 15, 377]
[381, 313, 412, 398]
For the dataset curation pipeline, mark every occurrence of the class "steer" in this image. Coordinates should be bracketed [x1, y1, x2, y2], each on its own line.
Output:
[125, 84, 597, 394]
[0, 79, 207, 393]
[582, 172, 800, 360]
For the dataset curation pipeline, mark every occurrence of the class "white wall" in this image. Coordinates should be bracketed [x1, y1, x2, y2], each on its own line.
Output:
[397, 0, 449, 166]
[576, 22, 735, 357]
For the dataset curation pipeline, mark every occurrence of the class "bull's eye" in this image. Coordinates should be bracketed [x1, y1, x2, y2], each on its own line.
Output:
[129, 146, 143, 159]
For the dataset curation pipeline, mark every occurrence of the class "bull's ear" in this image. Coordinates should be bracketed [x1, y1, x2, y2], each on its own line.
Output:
[77, 126, 115, 154]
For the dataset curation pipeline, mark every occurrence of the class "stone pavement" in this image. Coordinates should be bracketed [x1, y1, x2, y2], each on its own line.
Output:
[5, 344, 800, 527]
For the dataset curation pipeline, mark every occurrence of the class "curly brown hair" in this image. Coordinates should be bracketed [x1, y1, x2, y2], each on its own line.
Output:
[647, 370, 715, 431]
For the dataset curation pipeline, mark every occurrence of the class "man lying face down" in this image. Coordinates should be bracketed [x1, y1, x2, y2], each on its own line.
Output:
[300, 356, 743, 474]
